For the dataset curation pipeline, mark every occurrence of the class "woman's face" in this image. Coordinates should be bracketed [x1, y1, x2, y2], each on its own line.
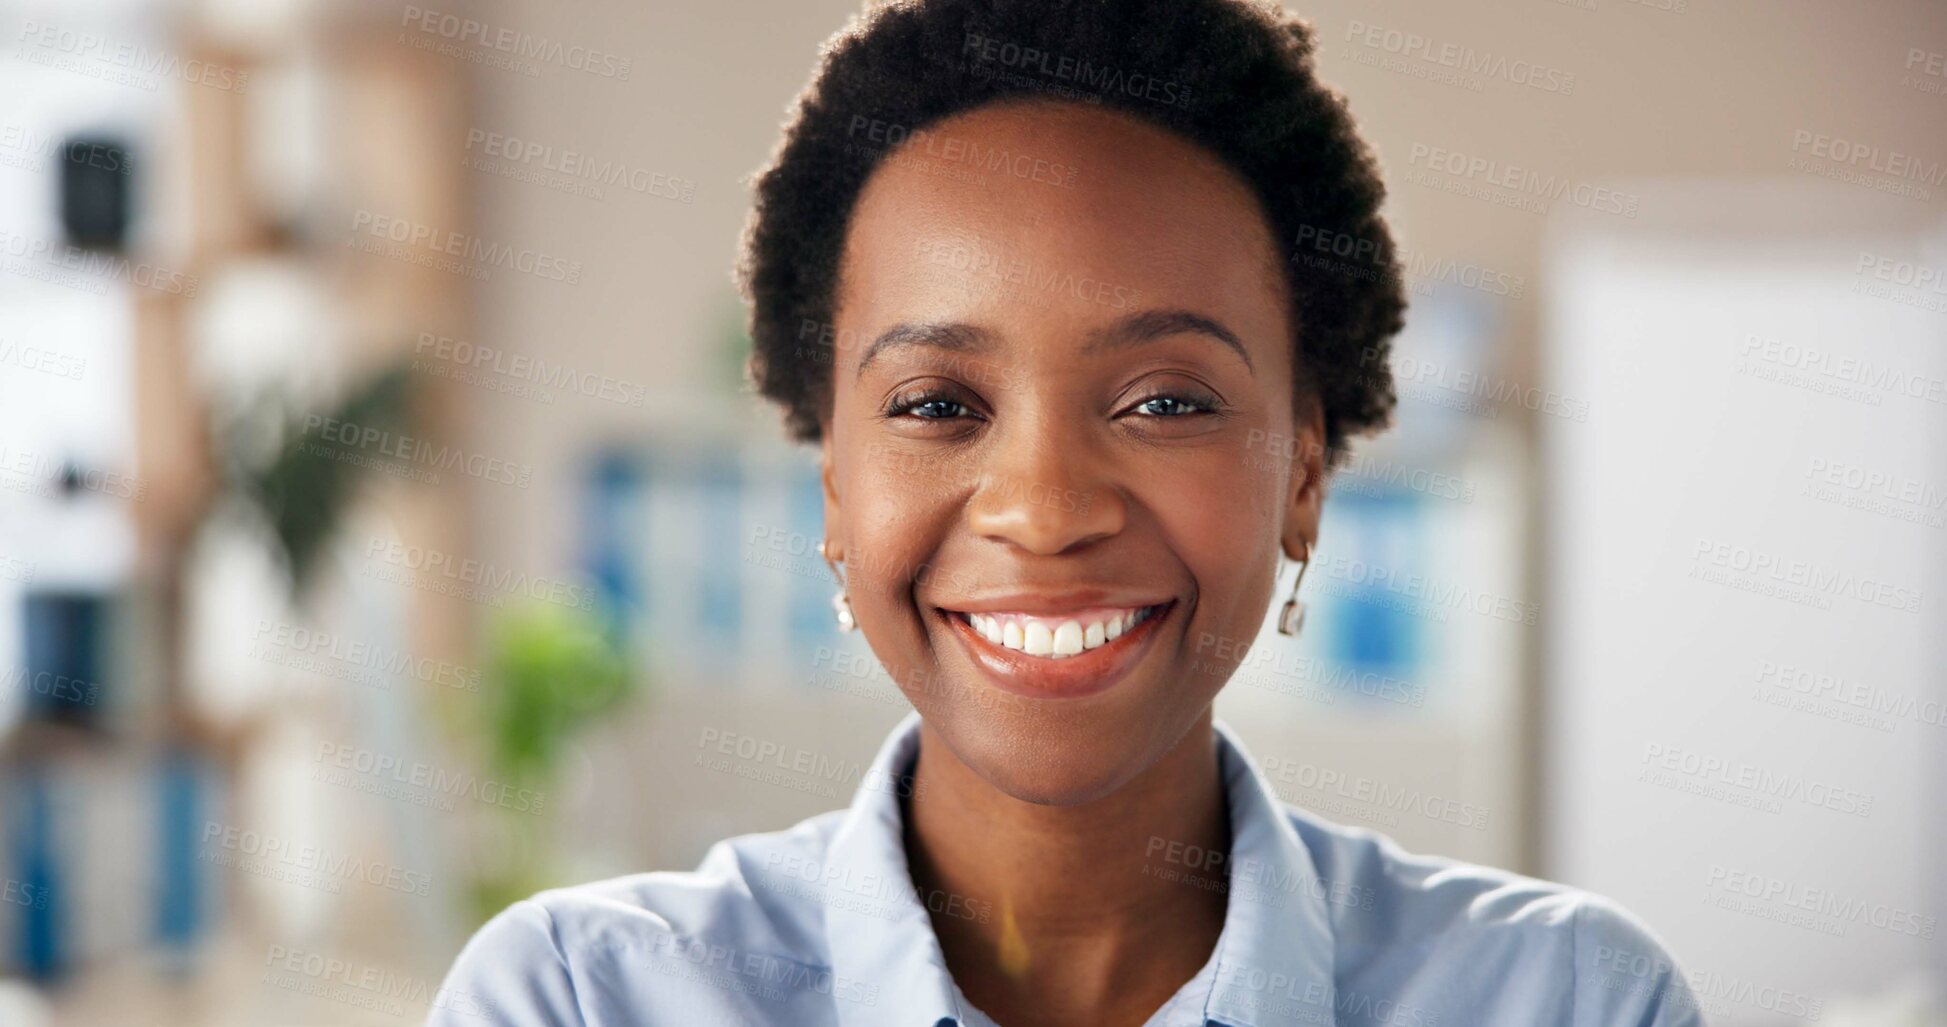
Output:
[823, 100, 1324, 805]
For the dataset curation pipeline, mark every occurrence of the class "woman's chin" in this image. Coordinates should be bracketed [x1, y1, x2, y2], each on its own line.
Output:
[925, 714, 1170, 808]
[981, 764, 1132, 807]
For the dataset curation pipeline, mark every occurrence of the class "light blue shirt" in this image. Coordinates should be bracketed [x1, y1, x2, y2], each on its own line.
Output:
[430, 712, 1702, 1026]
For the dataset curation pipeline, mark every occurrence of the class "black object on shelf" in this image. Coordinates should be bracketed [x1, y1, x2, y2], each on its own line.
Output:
[21, 591, 106, 728]
[60, 135, 133, 250]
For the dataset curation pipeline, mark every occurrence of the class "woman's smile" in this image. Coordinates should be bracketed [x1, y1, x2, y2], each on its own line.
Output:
[932, 596, 1180, 699]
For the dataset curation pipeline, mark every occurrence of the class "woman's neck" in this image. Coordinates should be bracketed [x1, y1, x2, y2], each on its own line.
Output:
[900, 711, 1231, 1027]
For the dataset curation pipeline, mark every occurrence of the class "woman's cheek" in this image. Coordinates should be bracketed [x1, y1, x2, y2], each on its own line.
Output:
[1158, 445, 1283, 629]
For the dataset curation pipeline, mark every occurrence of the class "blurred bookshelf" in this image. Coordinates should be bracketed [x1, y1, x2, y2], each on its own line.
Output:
[1, 3, 479, 1021]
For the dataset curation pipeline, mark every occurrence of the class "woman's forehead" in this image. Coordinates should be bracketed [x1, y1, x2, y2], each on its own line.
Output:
[835, 101, 1290, 357]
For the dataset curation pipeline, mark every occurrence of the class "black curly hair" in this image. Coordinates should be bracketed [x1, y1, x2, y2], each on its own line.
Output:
[737, 0, 1405, 464]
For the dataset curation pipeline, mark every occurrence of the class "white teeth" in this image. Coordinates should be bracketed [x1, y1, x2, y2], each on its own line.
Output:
[962, 605, 1159, 659]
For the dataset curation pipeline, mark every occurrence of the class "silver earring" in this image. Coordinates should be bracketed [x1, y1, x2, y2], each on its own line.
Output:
[818, 541, 856, 633]
[1277, 543, 1311, 637]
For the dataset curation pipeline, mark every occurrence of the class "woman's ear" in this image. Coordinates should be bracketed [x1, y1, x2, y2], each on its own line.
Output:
[820, 428, 844, 559]
[1280, 404, 1327, 561]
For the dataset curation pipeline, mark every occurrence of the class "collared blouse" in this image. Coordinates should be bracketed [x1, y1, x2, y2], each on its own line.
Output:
[429, 711, 1701, 1026]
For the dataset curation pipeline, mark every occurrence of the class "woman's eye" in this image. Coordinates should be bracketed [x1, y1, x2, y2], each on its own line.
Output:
[892, 396, 970, 420]
[1131, 395, 1210, 417]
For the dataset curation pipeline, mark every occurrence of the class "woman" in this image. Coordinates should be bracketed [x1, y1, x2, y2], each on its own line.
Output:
[433, 1, 1699, 1023]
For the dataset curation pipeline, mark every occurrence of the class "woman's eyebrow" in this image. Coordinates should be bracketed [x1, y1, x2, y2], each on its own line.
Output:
[854, 321, 994, 381]
[1083, 308, 1254, 374]
[851, 307, 1254, 380]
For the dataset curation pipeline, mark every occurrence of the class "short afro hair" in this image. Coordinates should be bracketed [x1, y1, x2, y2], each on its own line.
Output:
[737, 0, 1405, 463]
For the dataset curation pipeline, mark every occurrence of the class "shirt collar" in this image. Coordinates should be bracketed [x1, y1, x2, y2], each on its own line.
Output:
[1199, 716, 1339, 1027]
[824, 711, 964, 1027]
[823, 711, 1337, 1027]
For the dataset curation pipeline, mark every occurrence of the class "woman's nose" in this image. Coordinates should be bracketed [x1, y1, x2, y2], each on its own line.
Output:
[964, 424, 1127, 556]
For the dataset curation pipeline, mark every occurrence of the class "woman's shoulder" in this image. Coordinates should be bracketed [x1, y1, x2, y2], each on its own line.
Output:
[526, 805, 852, 953]
[1280, 805, 1703, 1024]
[428, 808, 855, 1026]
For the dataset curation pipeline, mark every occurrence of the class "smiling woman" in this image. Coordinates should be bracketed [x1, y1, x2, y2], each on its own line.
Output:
[430, 1, 1699, 1025]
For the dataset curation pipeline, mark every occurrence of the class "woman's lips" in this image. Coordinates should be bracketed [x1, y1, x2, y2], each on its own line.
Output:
[934, 600, 1176, 699]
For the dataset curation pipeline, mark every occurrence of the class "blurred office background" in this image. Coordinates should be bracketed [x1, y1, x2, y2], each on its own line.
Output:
[0, 0, 1941, 1023]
